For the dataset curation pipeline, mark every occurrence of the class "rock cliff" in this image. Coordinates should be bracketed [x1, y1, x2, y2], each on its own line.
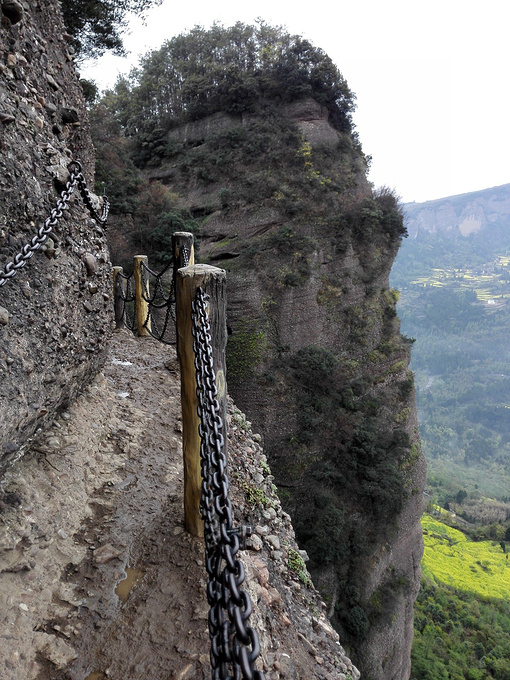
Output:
[404, 183, 510, 239]
[0, 9, 361, 679]
[0, 6, 426, 676]
[0, 0, 111, 464]
[135, 97, 427, 678]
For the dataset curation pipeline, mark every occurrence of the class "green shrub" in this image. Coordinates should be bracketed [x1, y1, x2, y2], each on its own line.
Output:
[226, 323, 267, 383]
[345, 605, 369, 639]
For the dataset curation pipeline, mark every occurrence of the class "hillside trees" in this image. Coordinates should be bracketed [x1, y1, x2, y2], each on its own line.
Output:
[89, 23, 367, 264]
[99, 22, 356, 142]
[90, 96, 198, 267]
[61, 0, 163, 60]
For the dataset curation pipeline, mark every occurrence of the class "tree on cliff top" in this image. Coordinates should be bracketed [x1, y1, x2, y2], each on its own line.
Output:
[102, 22, 356, 136]
[61, 0, 163, 60]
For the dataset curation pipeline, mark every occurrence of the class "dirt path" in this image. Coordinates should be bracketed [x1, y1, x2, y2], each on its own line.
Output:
[0, 330, 359, 680]
[0, 330, 210, 679]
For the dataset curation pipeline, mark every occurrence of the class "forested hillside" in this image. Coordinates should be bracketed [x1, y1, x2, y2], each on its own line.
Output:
[88, 23, 426, 680]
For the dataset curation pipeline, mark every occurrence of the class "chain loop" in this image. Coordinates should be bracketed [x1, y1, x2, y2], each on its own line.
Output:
[140, 260, 176, 344]
[0, 161, 109, 287]
[181, 246, 190, 267]
[115, 270, 137, 332]
[191, 287, 265, 680]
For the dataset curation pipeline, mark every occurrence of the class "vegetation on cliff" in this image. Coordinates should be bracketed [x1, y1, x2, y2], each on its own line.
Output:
[99, 21, 356, 136]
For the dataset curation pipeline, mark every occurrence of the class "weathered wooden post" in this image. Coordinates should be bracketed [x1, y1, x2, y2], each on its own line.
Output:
[133, 255, 151, 337]
[172, 231, 195, 280]
[176, 264, 227, 537]
[112, 266, 125, 330]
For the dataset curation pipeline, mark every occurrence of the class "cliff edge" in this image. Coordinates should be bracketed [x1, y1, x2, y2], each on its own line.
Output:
[0, 331, 359, 680]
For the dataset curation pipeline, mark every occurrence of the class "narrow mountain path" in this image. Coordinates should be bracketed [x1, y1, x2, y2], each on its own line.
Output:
[0, 330, 359, 680]
[0, 330, 210, 679]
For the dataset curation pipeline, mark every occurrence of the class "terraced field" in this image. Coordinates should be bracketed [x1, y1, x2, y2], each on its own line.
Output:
[409, 254, 510, 302]
[422, 514, 510, 600]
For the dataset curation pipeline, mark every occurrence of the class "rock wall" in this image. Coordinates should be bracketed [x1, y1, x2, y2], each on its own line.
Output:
[0, 0, 111, 464]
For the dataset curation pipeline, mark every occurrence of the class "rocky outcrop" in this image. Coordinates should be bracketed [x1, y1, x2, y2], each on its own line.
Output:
[0, 1, 111, 464]
[141, 97, 426, 678]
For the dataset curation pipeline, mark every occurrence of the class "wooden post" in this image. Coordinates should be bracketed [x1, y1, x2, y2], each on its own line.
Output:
[133, 255, 151, 337]
[176, 264, 227, 537]
[172, 231, 195, 283]
[112, 266, 125, 330]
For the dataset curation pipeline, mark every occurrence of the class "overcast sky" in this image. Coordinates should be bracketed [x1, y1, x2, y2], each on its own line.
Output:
[80, 0, 510, 204]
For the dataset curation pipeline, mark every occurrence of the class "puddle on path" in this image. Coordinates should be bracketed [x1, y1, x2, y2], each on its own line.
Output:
[115, 566, 144, 603]
[84, 673, 106, 680]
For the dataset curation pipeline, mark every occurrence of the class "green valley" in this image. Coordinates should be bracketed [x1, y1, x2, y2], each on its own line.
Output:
[391, 186, 510, 498]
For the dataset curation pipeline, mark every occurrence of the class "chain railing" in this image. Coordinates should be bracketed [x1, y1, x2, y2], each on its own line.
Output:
[116, 246, 265, 677]
[191, 287, 265, 680]
[115, 270, 137, 332]
[0, 161, 109, 287]
[140, 260, 176, 344]
[113, 233, 194, 339]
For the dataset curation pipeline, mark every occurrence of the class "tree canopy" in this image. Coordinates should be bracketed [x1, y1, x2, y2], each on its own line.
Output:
[61, 0, 163, 60]
[103, 22, 356, 136]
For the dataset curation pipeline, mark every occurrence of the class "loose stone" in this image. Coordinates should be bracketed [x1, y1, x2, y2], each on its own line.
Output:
[1, 0, 24, 24]
[266, 535, 280, 550]
[83, 252, 98, 276]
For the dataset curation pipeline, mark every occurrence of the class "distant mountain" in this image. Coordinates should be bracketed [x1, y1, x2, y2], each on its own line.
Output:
[404, 184, 510, 240]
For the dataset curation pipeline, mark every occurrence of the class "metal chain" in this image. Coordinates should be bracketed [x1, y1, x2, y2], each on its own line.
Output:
[181, 246, 190, 267]
[0, 161, 109, 287]
[191, 287, 265, 680]
[140, 260, 176, 344]
[72, 162, 110, 226]
[116, 270, 137, 332]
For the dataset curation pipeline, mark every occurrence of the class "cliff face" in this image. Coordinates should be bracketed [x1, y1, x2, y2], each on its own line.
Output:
[0, 1, 111, 464]
[143, 97, 426, 679]
[404, 183, 510, 239]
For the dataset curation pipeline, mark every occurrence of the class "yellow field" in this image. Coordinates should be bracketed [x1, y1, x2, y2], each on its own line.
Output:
[422, 515, 510, 600]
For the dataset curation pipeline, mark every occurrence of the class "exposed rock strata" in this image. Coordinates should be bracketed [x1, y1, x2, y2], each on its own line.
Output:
[0, 0, 111, 463]
[404, 183, 510, 239]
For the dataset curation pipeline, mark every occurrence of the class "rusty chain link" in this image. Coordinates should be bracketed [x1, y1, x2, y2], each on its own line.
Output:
[0, 161, 109, 287]
[191, 287, 265, 680]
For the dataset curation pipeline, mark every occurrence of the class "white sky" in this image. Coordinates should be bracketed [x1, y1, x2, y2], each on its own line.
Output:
[80, 0, 510, 204]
